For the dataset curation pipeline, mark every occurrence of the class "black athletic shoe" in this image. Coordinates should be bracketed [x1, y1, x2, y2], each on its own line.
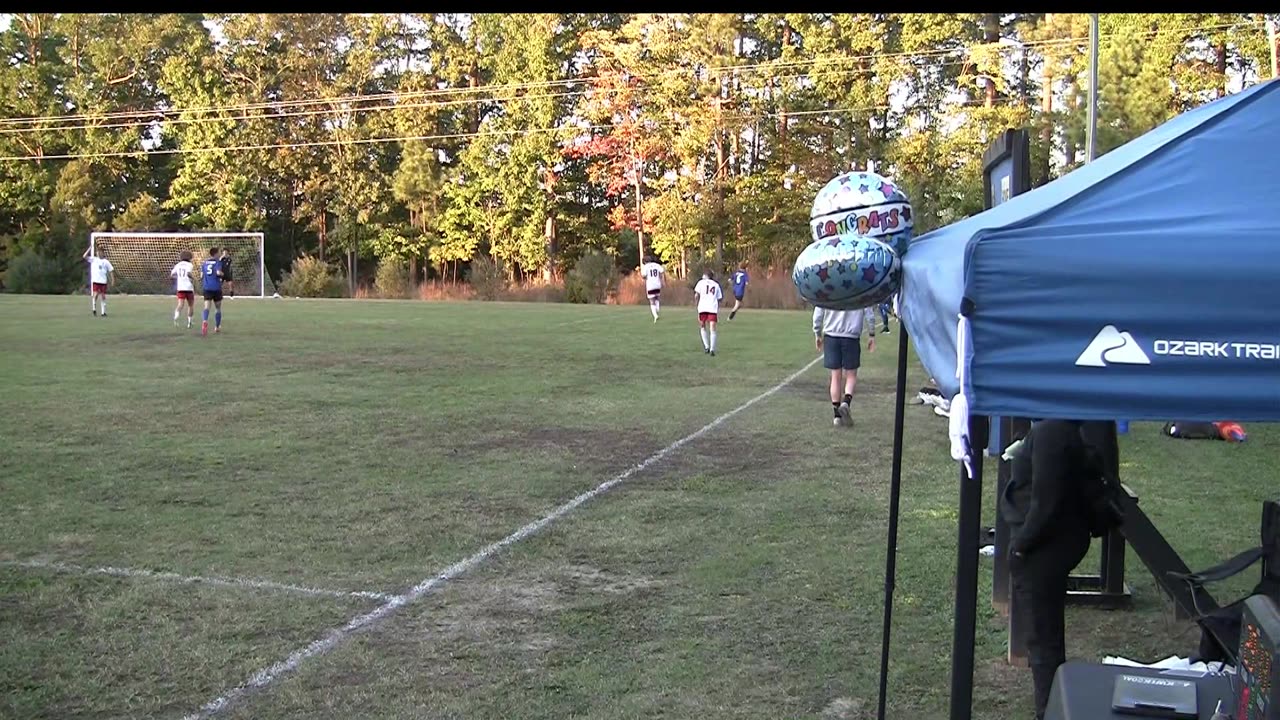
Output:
[729, 310, 737, 320]
[710, 350, 716, 357]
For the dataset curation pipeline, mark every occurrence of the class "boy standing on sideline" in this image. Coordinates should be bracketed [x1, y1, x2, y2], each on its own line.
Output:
[640, 254, 665, 322]
[728, 263, 749, 320]
[814, 304, 876, 426]
[693, 270, 724, 356]
[82, 246, 115, 317]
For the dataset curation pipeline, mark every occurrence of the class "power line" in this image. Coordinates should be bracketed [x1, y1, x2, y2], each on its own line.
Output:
[0, 60, 977, 137]
[3, 100, 1000, 162]
[0, 18, 1258, 129]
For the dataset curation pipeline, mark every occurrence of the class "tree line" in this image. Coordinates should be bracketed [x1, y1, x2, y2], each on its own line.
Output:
[0, 13, 1274, 291]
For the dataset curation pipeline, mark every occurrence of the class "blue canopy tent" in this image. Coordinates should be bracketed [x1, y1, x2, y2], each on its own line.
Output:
[902, 78, 1280, 421]
[873, 78, 1280, 719]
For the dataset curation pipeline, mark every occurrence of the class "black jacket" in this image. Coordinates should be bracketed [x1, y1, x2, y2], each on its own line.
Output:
[1000, 420, 1093, 556]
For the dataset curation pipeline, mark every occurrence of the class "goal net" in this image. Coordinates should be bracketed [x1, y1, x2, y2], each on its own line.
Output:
[88, 232, 273, 297]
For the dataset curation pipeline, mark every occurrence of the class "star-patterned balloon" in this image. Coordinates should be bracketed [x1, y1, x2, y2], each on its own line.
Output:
[796, 169, 913, 310]
[792, 234, 902, 310]
[809, 171, 914, 258]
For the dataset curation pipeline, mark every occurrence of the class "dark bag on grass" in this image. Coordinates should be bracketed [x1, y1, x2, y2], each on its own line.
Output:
[1163, 421, 1220, 440]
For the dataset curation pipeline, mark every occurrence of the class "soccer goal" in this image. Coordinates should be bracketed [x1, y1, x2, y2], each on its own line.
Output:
[88, 232, 273, 297]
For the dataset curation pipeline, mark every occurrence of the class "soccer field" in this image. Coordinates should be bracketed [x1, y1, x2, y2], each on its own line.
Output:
[2, 295, 1275, 719]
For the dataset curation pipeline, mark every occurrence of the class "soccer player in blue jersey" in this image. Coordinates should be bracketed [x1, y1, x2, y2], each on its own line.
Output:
[728, 263, 749, 320]
[200, 247, 225, 337]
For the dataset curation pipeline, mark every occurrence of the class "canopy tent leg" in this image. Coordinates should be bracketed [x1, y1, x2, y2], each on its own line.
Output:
[875, 324, 912, 720]
[949, 416, 988, 720]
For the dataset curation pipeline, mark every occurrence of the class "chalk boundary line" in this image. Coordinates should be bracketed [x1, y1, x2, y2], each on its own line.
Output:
[184, 356, 822, 719]
[3, 559, 395, 602]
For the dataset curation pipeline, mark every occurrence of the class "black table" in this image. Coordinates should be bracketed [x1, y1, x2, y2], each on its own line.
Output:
[1046, 660, 1235, 720]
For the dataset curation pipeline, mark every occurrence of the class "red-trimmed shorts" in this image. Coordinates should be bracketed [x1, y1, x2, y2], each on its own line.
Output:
[177, 290, 194, 301]
[698, 312, 718, 324]
[92, 283, 108, 294]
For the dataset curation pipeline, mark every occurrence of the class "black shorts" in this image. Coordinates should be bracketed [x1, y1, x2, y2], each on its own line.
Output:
[822, 335, 862, 371]
[734, 290, 745, 301]
[203, 290, 224, 302]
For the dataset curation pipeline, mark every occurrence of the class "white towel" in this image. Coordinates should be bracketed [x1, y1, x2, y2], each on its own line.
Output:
[948, 392, 973, 478]
[950, 313, 974, 479]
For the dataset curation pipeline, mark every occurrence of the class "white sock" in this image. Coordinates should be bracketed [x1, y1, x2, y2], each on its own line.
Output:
[700, 327, 709, 349]
[100, 299, 106, 315]
[174, 308, 180, 320]
[651, 301, 659, 318]
[710, 329, 717, 352]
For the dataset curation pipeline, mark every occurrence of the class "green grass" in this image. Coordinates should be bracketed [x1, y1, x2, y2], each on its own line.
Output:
[1, 294, 1276, 720]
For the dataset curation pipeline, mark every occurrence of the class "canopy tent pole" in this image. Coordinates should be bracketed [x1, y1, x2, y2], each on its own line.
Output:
[874, 321, 912, 720]
[1086, 14, 1100, 163]
[949, 418, 987, 720]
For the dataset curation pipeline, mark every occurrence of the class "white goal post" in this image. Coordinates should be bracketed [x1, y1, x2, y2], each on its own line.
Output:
[88, 232, 272, 298]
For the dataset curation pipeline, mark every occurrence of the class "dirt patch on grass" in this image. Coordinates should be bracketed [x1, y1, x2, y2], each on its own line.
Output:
[821, 696, 867, 720]
[661, 427, 812, 481]
[447, 424, 662, 465]
[381, 561, 663, 668]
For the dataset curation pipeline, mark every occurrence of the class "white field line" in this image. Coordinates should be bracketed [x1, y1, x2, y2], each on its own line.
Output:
[184, 356, 822, 719]
[4, 559, 395, 602]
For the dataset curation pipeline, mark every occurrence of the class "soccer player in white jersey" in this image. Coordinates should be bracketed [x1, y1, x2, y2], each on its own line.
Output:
[640, 254, 665, 322]
[693, 270, 724, 356]
[171, 250, 196, 328]
[82, 246, 114, 317]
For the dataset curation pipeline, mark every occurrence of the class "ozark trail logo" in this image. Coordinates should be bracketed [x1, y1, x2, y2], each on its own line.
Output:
[1076, 325, 1151, 368]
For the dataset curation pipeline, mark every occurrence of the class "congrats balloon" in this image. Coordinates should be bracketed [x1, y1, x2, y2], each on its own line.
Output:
[793, 234, 902, 310]
[795, 170, 913, 310]
[810, 171, 914, 258]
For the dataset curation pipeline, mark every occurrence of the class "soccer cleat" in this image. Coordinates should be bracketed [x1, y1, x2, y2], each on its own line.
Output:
[214, 327, 220, 334]
[838, 402, 852, 427]
[710, 350, 716, 357]
[833, 416, 843, 427]
[730, 310, 737, 320]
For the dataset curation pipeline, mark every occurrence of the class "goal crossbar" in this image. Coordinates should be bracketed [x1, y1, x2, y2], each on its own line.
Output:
[89, 232, 271, 298]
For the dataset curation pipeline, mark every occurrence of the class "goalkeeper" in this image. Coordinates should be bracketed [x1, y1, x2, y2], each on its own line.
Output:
[219, 248, 235, 298]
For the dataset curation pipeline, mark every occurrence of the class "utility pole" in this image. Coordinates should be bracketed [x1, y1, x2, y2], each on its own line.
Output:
[1268, 17, 1278, 79]
[634, 154, 645, 264]
[1086, 13, 1099, 163]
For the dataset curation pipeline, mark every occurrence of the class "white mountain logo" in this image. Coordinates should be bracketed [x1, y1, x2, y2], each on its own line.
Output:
[1076, 325, 1151, 367]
